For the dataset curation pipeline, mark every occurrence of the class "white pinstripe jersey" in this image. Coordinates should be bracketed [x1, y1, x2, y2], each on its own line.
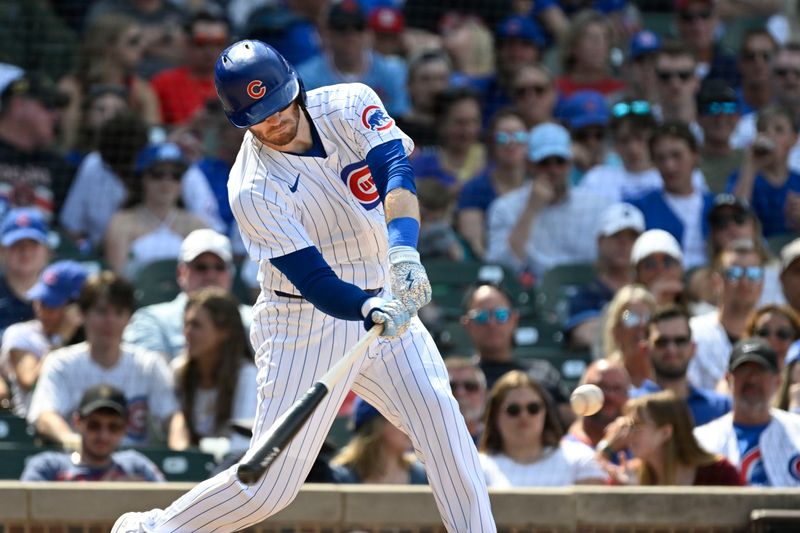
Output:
[229, 83, 414, 296]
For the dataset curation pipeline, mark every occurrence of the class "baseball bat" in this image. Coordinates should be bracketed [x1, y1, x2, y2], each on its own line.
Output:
[236, 325, 381, 484]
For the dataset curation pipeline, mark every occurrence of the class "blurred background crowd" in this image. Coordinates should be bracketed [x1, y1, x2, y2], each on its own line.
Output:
[1, 0, 800, 492]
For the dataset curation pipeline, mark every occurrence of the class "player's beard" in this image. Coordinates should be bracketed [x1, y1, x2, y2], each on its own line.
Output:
[253, 103, 301, 147]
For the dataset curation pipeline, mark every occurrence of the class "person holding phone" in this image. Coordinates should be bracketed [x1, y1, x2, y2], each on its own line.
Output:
[727, 106, 800, 237]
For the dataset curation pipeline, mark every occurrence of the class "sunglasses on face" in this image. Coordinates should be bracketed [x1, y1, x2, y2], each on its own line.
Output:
[574, 128, 606, 142]
[190, 262, 227, 273]
[125, 34, 143, 47]
[612, 100, 651, 118]
[710, 210, 748, 229]
[330, 22, 366, 32]
[85, 419, 127, 433]
[653, 335, 691, 349]
[513, 84, 549, 98]
[451, 380, 481, 393]
[756, 326, 795, 341]
[640, 255, 680, 270]
[742, 50, 773, 62]
[679, 10, 712, 22]
[657, 69, 694, 83]
[702, 101, 739, 116]
[724, 265, 764, 282]
[537, 156, 569, 167]
[146, 168, 182, 181]
[774, 67, 800, 79]
[504, 401, 543, 417]
[620, 309, 651, 329]
[467, 307, 511, 325]
[495, 131, 528, 146]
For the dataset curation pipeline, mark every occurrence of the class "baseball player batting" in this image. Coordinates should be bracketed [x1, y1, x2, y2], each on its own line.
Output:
[113, 40, 496, 532]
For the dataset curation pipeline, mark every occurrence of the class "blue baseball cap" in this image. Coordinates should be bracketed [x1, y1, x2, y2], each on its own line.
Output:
[528, 122, 572, 163]
[630, 30, 661, 60]
[27, 260, 88, 307]
[134, 142, 188, 175]
[560, 90, 609, 130]
[0, 207, 49, 247]
[496, 15, 545, 49]
[352, 396, 381, 432]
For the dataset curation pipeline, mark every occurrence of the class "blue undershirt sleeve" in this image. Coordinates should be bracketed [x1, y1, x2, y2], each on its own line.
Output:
[269, 246, 372, 321]
[366, 139, 416, 200]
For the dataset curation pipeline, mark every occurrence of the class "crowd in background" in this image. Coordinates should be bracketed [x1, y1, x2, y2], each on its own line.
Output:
[1, 0, 800, 489]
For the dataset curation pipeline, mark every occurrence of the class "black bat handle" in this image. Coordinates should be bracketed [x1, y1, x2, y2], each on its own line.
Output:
[236, 382, 329, 484]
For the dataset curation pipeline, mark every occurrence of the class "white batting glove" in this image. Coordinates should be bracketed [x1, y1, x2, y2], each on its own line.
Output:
[388, 246, 431, 314]
[362, 297, 411, 338]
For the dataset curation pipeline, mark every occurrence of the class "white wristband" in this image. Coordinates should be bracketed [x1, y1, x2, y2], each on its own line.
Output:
[388, 245, 420, 265]
[361, 297, 387, 319]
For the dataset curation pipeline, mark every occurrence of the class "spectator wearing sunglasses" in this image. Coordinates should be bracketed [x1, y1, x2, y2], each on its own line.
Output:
[21, 384, 164, 482]
[566, 203, 644, 351]
[727, 106, 800, 237]
[460, 283, 572, 422]
[673, 0, 739, 87]
[479, 370, 607, 487]
[446, 357, 488, 444]
[689, 241, 766, 391]
[631, 305, 731, 427]
[150, 10, 229, 126]
[457, 109, 528, 259]
[631, 230, 687, 308]
[509, 63, 557, 131]
[600, 285, 656, 386]
[652, 42, 704, 143]
[736, 29, 777, 116]
[486, 122, 605, 276]
[123, 229, 252, 361]
[696, 80, 744, 193]
[629, 122, 715, 269]
[103, 142, 207, 279]
[745, 304, 800, 371]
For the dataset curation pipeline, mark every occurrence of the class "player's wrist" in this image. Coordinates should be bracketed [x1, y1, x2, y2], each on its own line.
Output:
[388, 245, 420, 265]
[361, 297, 387, 319]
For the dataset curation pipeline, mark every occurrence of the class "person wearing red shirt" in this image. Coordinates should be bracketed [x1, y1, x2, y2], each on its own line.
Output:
[151, 11, 229, 125]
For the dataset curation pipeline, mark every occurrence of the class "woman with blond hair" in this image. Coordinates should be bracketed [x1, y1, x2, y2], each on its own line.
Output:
[604, 391, 741, 486]
[478, 370, 606, 487]
[331, 397, 427, 484]
[58, 13, 161, 150]
[599, 284, 657, 387]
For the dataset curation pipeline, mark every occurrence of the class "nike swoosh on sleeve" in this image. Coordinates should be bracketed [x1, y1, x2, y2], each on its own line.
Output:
[289, 174, 300, 192]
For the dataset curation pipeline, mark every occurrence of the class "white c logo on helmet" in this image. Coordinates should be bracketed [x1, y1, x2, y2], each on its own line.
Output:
[247, 80, 266, 99]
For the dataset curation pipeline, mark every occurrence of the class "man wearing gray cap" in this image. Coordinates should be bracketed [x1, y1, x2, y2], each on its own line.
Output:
[485, 122, 605, 277]
[694, 337, 800, 486]
[123, 229, 252, 360]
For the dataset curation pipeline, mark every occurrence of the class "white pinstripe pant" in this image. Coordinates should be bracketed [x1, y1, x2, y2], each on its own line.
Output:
[134, 297, 496, 532]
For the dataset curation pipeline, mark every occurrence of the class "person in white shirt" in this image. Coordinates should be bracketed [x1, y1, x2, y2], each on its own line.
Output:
[485, 122, 605, 277]
[689, 241, 766, 391]
[478, 370, 607, 487]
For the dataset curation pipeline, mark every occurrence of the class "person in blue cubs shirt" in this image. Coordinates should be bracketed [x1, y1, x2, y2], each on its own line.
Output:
[695, 337, 800, 486]
[630, 305, 731, 427]
[21, 384, 164, 482]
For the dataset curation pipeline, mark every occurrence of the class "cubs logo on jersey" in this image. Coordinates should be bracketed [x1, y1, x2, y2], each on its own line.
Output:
[361, 105, 394, 131]
[247, 80, 266, 99]
[340, 161, 380, 210]
[788, 454, 800, 482]
[126, 396, 149, 442]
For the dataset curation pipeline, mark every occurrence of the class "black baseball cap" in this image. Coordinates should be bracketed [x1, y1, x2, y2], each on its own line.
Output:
[708, 193, 753, 226]
[78, 384, 129, 418]
[696, 79, 739, 116]
[328, 1, 366, 30]
[729, 337, 779, 373]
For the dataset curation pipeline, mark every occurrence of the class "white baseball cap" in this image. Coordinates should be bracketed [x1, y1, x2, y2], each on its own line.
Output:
[631, 229, 683, 265]
[597, 203, 645, 238]
[180, 229, 233, 264]
[781, 238, 800, 272]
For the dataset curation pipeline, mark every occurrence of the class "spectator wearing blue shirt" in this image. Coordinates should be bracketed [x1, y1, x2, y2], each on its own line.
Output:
[457, 109, 527, 259]
[727, 106, 800, 237]
[631, 305, 732, 427]
[21, 384, 164, 482]
[296, 1, 409, 117]
[735, 29, 777, 118]
[630, 122, 715, 270]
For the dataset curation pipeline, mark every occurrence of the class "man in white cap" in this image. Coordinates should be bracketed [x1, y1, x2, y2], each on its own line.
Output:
[631, 228, 686, 306]
[485, 122, 605, 277]
[123, 229, 252, 360]
[566, 202, 645, 350]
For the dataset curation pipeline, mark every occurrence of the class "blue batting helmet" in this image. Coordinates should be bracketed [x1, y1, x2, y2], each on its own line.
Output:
[214, 40, 305, 128]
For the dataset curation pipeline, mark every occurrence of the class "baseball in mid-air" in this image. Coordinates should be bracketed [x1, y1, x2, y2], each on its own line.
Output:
[570, 384, 604, 416]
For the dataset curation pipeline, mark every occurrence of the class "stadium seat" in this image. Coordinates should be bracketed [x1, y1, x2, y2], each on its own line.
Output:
[135, 447, 216, 482]
[513, 346, 592, 390]
[0, 442, 49, 479]
[133, 259, 180, 308]
[0, 412, 36, 444]
[536, 263, 595, 325]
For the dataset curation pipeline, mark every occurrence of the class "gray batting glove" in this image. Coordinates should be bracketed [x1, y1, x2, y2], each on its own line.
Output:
[362, 297, 411, 338]
[388, 246, 432, 313]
